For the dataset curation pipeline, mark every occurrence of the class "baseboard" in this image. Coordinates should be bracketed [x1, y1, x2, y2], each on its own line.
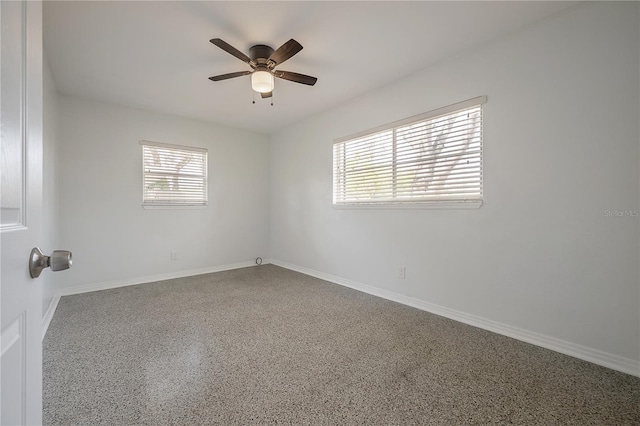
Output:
[270, 259, 640, 378]
[42, 294, 61, 340]
[58, 260, 270, 297]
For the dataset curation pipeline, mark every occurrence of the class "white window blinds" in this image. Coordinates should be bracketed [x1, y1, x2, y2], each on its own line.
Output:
[333, 96, 485, 206]
[141, 141, 208, 206]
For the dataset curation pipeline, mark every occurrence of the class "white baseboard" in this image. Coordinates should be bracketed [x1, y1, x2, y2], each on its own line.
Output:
[58, 260, 269, 297]
[42, 294, 61, 340]
[270, 259, 640, 378]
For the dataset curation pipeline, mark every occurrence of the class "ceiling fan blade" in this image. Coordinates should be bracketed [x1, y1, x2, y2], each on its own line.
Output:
[268, 39, 303, 66]
[210, 38, 251, 64]
[274, 71, 317, 86]
[208, 71, 252, 81]
[261, 91, 273, 99]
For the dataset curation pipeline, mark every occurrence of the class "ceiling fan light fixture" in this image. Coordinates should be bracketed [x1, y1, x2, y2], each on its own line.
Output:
[251, 70, 274, 93]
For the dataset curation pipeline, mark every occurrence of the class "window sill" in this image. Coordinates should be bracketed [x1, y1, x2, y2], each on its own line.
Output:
[142, 204, 208, 210]
[333, 200, 483, 210]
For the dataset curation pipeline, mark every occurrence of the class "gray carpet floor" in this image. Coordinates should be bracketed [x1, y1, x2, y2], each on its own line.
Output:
[43, 265, 640, 425]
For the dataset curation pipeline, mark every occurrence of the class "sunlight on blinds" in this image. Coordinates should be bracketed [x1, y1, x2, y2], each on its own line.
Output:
[333, 97, 484, 206]
[141, 141, 208, 206]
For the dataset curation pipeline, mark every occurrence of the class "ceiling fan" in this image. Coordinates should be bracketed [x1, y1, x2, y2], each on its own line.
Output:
[208, 38, 318, 99]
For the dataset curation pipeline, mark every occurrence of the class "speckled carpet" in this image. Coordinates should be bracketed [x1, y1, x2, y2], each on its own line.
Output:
[43, 265, 640, 425]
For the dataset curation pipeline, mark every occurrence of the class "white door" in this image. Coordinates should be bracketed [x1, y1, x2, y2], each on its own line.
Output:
[1, 1, 44, 424]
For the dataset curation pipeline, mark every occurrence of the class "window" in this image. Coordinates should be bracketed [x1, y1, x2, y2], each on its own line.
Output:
[333, 96, 486, 208]
[140, 141, 208, 207]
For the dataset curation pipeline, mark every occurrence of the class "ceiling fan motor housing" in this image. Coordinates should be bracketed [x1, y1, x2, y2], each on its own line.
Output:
[249, 45, 275, 64]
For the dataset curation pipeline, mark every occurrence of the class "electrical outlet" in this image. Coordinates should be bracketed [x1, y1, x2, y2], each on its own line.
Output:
[398, 267, 406, 279]
[171, 251, 177, 261]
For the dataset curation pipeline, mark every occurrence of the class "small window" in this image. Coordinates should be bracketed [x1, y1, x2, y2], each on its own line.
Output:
[140, 141, 208, 207]
[333, 96, 486, 208]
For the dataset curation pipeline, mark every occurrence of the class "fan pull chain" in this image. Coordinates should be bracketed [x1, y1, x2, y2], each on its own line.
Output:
[252, 90, 255, 105]
[271, 91, 274, 107]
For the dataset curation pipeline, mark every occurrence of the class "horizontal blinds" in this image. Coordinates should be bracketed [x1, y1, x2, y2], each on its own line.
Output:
[141, 141, 208, 205]
[333, 99, 484, 205]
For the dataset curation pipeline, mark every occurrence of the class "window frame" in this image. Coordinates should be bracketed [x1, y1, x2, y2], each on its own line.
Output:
[140, 140, 208, 209]
[332, 96, 486, 209]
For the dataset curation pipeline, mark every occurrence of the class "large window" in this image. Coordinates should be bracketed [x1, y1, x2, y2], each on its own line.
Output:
[140, 141, 208, 207]
[333, 96, 485, 207]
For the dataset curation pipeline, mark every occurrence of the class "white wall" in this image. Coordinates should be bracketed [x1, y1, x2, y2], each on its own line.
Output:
[42, 58, 59, 317]
[58, 96, 269, 290]
[269, 1, 639, 368]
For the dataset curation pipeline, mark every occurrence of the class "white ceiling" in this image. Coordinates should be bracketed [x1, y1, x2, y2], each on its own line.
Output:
[44, 1, 579, 135]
